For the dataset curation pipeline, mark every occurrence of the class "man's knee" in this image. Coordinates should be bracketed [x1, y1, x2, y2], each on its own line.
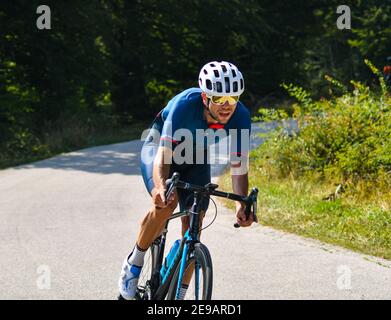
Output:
[154, 200, 178, 219]
[139, 190, 179, 229]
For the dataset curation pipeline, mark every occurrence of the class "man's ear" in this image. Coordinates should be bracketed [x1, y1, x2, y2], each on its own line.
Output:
[201, 92, 208, 106]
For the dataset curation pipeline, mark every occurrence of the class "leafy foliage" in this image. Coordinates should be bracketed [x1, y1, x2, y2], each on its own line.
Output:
[254, 61, 391, 194]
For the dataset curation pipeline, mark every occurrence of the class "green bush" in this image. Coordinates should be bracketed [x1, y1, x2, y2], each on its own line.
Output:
[254, 61, 391, 194]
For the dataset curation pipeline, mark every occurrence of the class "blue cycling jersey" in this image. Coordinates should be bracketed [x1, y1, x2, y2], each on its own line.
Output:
[158, 87, 251, 158]
[141, 87, 251, 211]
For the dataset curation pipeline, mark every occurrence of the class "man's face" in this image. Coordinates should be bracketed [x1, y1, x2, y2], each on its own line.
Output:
[201, 92, 238, 124]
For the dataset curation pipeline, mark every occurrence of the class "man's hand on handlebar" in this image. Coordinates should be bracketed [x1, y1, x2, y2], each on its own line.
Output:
[152, 187, 176, 208]
[235, 203, 254, 227]
[164, 172, 258, 228]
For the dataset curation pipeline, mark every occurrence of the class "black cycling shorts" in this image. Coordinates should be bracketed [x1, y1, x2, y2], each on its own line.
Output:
[140, 115, 211, 212]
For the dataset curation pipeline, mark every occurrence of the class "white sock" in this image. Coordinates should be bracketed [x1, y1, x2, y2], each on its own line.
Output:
[127, 244, 146, 267]
[177, 284, 188, 300]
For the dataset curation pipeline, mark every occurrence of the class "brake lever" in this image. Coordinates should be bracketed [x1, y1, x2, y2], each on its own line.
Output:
[234, 187, 258, 228]
[165, 172, 180, 204]
[233, 202, 252, 228]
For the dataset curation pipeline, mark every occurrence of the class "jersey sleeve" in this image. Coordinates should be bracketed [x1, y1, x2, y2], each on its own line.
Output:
[229, 104, 251, 175]
[229, 104, 251, 157]
[160, 95, 191, 150]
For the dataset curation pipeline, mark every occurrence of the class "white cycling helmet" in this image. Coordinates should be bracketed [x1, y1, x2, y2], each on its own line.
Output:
[198, 61, 244, 96]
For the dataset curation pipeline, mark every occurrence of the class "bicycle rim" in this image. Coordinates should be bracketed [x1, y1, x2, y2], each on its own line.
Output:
[137, 247, 154, 299]
[167, 243, 213, 300]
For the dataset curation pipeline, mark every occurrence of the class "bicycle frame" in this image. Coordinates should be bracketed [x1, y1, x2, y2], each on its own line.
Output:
[148, 191, 203, 300]
[138, 173, 258, 300]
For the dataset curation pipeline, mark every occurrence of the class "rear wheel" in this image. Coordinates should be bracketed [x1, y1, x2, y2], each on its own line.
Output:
[166, 243, 213, 300]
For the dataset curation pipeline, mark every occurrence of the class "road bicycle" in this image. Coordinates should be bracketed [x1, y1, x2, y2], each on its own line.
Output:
[135, 172, 258, 300]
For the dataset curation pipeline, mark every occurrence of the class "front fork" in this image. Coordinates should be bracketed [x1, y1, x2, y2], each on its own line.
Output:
[175, 192, 202, 299]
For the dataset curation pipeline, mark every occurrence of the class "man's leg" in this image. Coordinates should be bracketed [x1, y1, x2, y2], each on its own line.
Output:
[119, 185, 178, 299]
[125, 196, 178, 271]
[120, 116, 175, 299]
[180, 211, 205, 238]
[137, 194, 179, 250]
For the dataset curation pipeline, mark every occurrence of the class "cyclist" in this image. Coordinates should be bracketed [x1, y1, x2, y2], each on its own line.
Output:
[384, 56, 391, 86]
[118, 61, 253, 300]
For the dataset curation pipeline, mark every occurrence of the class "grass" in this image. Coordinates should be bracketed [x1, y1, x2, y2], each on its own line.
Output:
[219, 164, 391, 260]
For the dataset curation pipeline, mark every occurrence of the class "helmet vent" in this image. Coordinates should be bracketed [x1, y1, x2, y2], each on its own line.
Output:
[240, 79, 244, 90]
[213, 70, 219, 77]
[203, 69, 208, 75]
[222, 65, 227, 73]
[232, 69, 236, 77]
[233, 81, 238, 92]
[206, 79, 212, 90]
[210, 63, 215, 67]
[224, 77, 230, 92]
[216, 81, 222, 93]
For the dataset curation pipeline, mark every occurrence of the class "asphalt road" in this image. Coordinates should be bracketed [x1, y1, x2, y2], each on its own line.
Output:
[0, 122, 390, 299]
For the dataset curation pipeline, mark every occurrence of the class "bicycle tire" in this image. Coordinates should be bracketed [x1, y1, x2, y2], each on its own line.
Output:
[137, 242, 160, 300]
[166, 243, 213, 300]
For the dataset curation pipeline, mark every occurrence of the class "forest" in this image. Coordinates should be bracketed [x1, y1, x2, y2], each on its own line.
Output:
[0, 1, 390, 167]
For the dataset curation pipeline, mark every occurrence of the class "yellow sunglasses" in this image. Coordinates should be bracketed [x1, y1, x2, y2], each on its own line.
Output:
[208, 95, 240, 106]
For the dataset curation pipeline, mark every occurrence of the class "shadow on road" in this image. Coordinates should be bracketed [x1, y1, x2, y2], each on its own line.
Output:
[13, 140, 145, 176]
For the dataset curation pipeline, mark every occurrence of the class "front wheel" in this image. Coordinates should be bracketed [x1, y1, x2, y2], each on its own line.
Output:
[137, 240, 161, 300]
[166, 243, 213, 300]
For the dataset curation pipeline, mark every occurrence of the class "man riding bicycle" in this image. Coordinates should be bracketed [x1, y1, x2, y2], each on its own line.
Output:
[118, 61, 253, 300]
[384, 56, 391, 86]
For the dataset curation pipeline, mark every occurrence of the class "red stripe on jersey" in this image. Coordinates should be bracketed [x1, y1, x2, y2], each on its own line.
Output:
[208, 123, 225, 129]
[160, 137, 179, 144]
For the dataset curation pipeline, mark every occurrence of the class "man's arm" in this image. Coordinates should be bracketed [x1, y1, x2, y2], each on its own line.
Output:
[232, 172, 248, 205]
[232, 172, 253, 227]
[152, 146, 174, 207]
